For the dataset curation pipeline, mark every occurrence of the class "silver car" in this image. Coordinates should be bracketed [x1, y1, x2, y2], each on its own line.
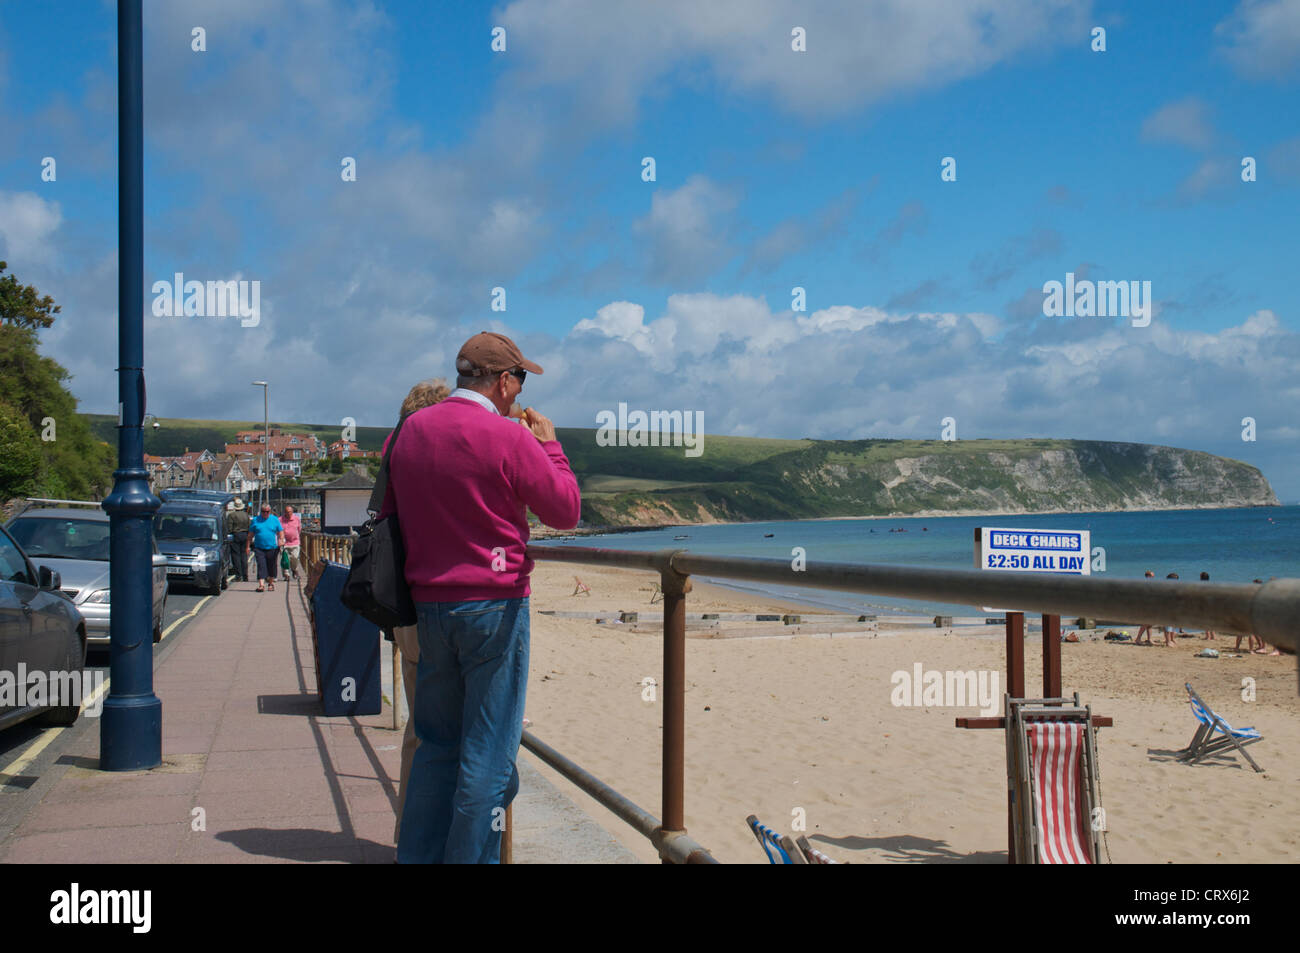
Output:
[0, 523, 86, 730]
[5, 507, 168, 647]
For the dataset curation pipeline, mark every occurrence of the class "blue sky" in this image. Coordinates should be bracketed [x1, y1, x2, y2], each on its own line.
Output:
[1, 0, 1298, 497]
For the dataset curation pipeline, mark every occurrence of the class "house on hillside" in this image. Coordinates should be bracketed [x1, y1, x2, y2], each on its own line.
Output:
[234, 430, 326, 476]
[196, 457, 250, 494]
[150, 457, 192, 491]
[326, 439, 379, 461]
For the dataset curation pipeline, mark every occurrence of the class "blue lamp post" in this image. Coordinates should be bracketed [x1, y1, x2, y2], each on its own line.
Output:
[100, 0, 162, 770]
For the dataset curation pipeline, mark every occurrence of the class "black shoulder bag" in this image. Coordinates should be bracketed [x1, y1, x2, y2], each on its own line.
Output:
[340, 413, 417, 628]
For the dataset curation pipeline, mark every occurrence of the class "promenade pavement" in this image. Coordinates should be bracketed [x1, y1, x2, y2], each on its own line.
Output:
[0, 574, 638, 864]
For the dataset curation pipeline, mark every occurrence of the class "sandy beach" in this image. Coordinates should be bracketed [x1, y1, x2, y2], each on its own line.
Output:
[521, 559, 1299, 864]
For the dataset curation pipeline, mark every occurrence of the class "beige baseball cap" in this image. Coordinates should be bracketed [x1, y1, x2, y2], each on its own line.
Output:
[455, 331, 543, 377]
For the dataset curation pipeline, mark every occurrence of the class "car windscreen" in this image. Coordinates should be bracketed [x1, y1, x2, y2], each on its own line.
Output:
[154, 514, 220, 542]
[7, 517, 111, 561]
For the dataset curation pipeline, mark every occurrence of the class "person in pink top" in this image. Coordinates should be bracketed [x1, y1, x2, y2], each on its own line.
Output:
[382, 331, 580, 864]
[280, 505, 302, 580]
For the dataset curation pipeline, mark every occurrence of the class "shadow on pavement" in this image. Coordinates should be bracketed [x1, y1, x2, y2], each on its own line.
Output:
[216, 828, 393, 863]
[256, 693, 323, 716]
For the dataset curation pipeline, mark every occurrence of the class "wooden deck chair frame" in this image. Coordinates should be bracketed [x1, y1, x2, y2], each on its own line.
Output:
[1177, 683, 1264, 773]
[1005, 693, 1104, 864]
[745, 814, 805, 864]
[795, 834, 841, 864]
[571, 575, 591, 596]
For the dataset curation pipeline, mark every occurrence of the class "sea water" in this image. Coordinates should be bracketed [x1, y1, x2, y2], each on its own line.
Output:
[540, 506, 1299, 618]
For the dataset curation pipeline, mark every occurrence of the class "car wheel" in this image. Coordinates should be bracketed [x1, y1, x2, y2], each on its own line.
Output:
[43, 645, 84, 725]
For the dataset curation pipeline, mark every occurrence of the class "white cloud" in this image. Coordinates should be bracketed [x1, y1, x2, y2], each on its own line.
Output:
[500, 0, 1092, 121]
[1140, 97, 1216, 150]
[1176, 156, 1239, 199]
[0, 192, 63, 268]
[1215, 0, 1300, 80]
[542, 295, 1298, 492]
[634, 176, 739, 284]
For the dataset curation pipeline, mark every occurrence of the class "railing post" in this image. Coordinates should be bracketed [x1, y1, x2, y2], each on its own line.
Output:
[658, 553, 691, 862]
[1042, 614, 1062, 698]
[1005, 610, 1024, 865]
[1006, 611, 1025, 698]
[503, 804, 512, 865]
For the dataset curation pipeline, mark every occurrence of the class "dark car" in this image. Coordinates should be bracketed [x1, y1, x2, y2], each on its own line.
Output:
[159, 488, 236, 508]
[153, 501, 231, 595]
[0, 523, 87, 731]
[6, 506, 169, 647]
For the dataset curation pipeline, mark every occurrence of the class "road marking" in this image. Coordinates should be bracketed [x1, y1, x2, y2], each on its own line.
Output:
[0, 728, 61, 788]
[81, 672, 110, 712]
[159, 594, 212, 641]
[1, 595, 212, 787]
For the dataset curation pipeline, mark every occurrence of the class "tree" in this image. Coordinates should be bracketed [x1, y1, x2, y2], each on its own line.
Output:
[0, 265, 113, 502]
[0, 403, 41, 499]
[0, 261, 61, 330]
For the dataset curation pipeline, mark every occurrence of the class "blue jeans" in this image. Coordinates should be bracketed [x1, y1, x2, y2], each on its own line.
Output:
[396, 596, 529, 864]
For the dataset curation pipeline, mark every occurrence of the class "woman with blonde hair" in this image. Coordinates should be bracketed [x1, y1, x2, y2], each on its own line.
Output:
[400, 378, 451, 419]
[391, 378, 449, 840]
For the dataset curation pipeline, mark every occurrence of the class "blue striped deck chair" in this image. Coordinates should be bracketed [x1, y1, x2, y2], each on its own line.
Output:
[1177, 683, 1264, 772]
[745, 814, 806, 864]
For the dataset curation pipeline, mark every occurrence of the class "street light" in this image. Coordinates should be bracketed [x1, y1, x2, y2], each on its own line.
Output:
[251, 381, 268, 509]
[101, 0, 160, 771]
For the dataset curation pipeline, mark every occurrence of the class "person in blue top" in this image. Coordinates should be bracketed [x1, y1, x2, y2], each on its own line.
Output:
[245, 502, 286, 592]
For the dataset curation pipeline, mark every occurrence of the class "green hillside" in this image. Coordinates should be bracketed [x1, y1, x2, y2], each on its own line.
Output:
[79, 415, 1279, 527]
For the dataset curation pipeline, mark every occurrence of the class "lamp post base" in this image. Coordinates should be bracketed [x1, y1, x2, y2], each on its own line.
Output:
[99, 694, 162, 771]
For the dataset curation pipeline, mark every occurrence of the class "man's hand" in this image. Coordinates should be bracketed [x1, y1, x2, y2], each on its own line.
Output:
[523, 407, 557, 443]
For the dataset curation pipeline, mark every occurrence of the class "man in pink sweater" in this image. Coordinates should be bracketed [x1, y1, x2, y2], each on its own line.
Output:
[384, 332, 580, 864]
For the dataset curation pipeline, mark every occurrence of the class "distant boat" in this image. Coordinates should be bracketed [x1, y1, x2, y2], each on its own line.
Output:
[764, 533, 774, 538]
[673, 534, 690, 540]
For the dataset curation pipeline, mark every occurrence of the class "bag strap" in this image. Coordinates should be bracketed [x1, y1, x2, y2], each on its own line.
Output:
[367, 412, 409, 516]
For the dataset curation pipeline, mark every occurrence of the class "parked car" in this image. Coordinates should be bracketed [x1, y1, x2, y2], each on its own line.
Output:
[153, 501, 231, 595]
[158, 488, 236, 508]
[0, 522, 88, 730]
[5, 506, 169, 646]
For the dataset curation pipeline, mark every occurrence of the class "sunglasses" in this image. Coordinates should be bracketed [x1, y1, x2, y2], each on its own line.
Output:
[509, 368, 526, 384]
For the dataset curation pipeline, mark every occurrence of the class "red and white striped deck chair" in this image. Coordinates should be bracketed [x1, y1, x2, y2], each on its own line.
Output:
[1006, 694, 1104, 864]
